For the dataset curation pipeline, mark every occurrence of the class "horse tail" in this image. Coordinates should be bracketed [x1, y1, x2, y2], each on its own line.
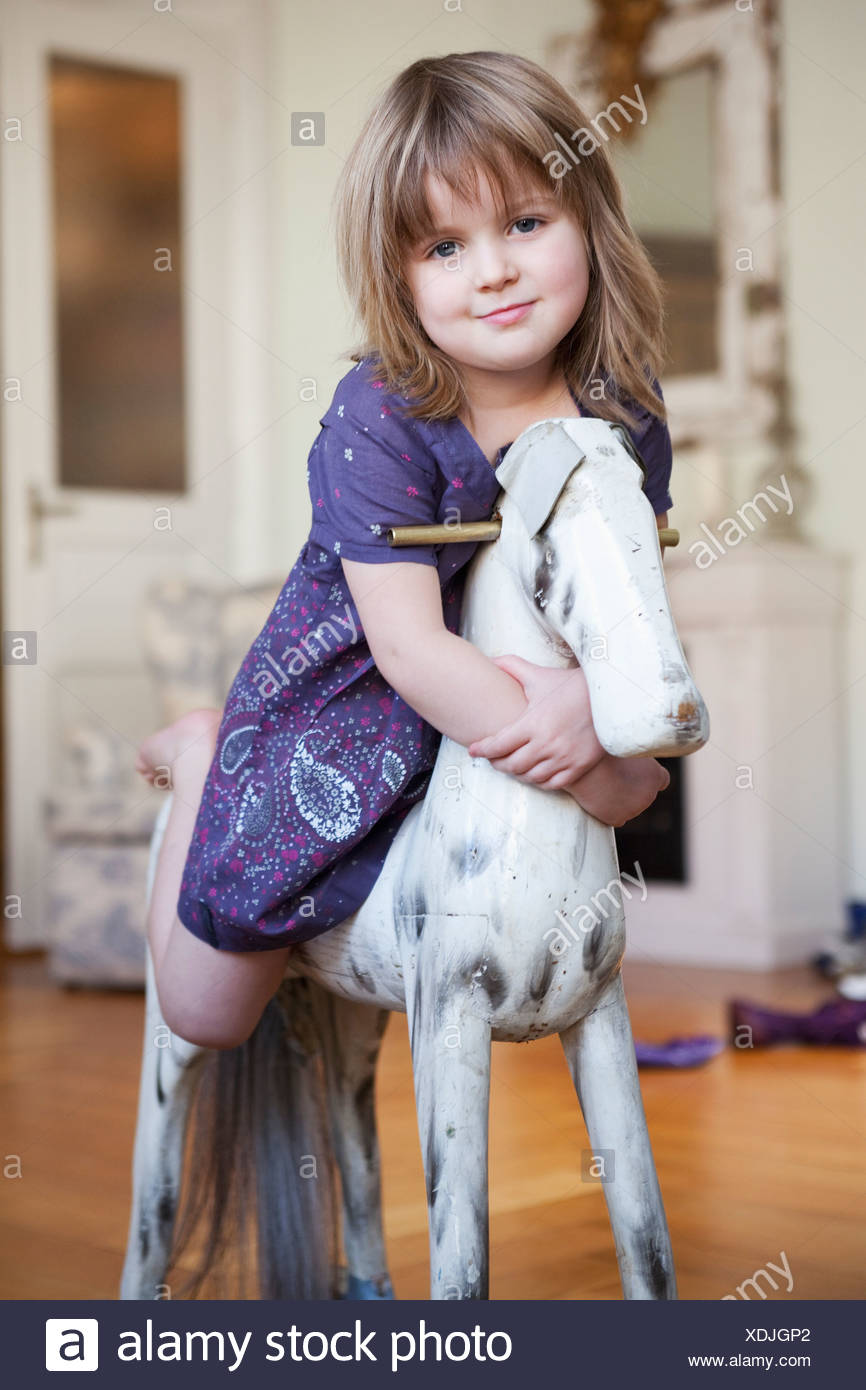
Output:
[167, 975, 340, 1299]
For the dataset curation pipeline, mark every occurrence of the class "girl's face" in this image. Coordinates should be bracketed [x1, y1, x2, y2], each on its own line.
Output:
[403, 168, 590, 396]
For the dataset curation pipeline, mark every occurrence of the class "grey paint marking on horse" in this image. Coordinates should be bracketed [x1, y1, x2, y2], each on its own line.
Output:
[424, 1125, 441, 1215]
[157, 1187, 176, 1227]
[410, 974, 427, 1059]
[533, 545, 556, 611]
[467, 952, 508, 1011]
[434, 971, 460, 1031]
[640, 1234, 673, 1301]
[527, 945, 558, 1004]
[583, 920, 607, 975]
[354, 1074, 376, 1164]
[448, 836, 495, 880]
[349, 959, 377, 995]
[672, 708, 704, 745]
[397, 892, 429, 940]
[561, 580, 576, 622]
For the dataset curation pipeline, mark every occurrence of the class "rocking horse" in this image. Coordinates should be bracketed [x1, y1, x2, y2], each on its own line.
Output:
[120, 415, 709, 1301]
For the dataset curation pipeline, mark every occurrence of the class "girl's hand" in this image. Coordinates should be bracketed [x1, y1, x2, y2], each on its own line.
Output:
[567, 753, 670, 827]
[466, 654, 607, 789]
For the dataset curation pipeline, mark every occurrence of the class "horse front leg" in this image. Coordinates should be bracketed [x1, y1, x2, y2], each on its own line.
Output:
[403, 934, 492, 1300]
[559, 970, 677, 1299]
[312, 989, 394, 1299]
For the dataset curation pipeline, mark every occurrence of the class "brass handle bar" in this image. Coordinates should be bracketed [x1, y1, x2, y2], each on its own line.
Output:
[387, 513, 680, 549]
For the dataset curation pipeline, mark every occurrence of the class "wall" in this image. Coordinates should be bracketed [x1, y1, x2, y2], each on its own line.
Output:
[780, 0, 865, 907]
[259, 0, 865, 909]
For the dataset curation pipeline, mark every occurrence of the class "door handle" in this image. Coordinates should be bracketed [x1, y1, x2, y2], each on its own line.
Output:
[27, 483, 77, 565]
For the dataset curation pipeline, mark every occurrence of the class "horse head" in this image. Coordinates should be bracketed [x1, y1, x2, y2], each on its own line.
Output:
[482, 416, 709, 759]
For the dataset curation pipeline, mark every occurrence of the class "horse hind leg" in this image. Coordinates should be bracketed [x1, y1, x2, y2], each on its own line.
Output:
[559, 970, 677, 1299]
[312, 989, 395, 1299]
[120, 800, 208, 1299]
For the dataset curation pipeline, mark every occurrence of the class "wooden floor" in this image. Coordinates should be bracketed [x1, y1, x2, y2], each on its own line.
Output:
[1, 948, 864, 1300]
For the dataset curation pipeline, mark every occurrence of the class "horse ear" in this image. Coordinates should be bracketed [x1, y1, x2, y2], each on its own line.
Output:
[608, 423, 649, 494]
[493, 419, 587, 538]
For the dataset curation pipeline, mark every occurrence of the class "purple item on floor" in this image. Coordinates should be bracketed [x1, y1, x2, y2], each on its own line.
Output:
[634, 1036, 725, 1068]
[729, 996, 866, 1047]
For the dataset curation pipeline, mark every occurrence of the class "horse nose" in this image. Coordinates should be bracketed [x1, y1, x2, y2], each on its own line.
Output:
[669, 689, 709, 746]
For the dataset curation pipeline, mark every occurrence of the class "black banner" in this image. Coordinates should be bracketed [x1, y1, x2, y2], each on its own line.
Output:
[7, 1298, 857, 1387]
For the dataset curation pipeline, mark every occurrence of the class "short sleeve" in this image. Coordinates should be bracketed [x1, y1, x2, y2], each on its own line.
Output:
[308, 365, 441, 566]
[632, 378, 673, 516]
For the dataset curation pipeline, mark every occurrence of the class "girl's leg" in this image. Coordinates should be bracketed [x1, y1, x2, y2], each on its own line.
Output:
[136, 709, 291, 1050]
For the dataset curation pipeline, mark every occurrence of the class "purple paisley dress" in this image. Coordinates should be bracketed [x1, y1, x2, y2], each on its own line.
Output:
[176, 357, 673, 952]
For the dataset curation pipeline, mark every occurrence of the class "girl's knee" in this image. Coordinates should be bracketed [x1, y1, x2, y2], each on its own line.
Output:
[154, 955, 257, 1049]
[158, 988, 255, 1050]
[155, 918, 290, 1049]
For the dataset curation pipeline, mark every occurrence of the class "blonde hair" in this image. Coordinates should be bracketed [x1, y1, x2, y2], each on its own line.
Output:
[332, 50, 667, 431]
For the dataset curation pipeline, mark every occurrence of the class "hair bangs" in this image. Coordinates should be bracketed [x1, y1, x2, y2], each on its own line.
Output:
[394, 122, 565, 257]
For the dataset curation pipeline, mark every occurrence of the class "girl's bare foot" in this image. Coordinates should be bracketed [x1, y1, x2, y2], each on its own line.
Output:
[135, 707, 222, 792]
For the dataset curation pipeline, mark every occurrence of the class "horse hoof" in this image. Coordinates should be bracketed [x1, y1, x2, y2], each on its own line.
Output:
[338, 1272, 395, 1300]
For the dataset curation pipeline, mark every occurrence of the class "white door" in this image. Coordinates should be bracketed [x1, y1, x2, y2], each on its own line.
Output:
[1, 0, 272, 947]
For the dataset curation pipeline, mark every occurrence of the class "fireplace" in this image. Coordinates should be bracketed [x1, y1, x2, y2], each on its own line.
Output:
[613, 539, 847, 970]
[615, 754, 686, 886]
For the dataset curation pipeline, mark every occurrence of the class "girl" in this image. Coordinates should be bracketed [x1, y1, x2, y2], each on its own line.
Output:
[135, 51, 672, 1051]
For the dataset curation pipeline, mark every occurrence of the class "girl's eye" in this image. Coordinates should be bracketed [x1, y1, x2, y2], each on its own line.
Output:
[429, 240, 458, 260]
[425, 217, 544, 259]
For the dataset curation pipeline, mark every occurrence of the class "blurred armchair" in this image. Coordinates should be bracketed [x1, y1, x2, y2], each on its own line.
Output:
[44, 572, 282, 987]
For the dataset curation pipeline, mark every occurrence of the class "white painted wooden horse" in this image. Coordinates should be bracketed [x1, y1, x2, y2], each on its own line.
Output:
[120, 416, 708, 1302]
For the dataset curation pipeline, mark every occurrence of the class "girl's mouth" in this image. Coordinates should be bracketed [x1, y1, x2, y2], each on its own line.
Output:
[479, 300, 536, 325]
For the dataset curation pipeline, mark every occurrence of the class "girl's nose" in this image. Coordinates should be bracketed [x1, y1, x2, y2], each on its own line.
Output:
[469, 239, 518, 291]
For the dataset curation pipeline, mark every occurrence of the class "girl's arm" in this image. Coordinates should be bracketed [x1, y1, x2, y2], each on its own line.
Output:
[342, 556, 605, 776]
[340, 557, 667, 826]
[467, 653, 670, 822]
